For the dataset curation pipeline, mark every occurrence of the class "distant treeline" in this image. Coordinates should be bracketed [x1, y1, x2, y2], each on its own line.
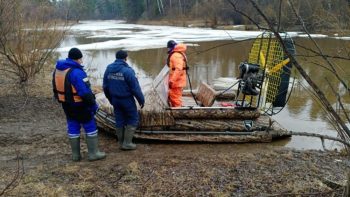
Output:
[44, 0, 350, 31]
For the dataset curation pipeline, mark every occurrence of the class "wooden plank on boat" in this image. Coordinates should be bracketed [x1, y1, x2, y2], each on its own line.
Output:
[141, 114, 270, 131]
[95, 111, 291, 143]
[167, 107, 260, 119]
[195, 82, 217, 107]
[133, 132, 274, 143]
[139, 110, 175, 127]
[133, 129, 290, 143]
[169, 118, 267, 131]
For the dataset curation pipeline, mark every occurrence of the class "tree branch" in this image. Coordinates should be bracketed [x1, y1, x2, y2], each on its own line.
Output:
[325, 77, 350, 124]
[0, 151, 24, 196]
[288, 131, 350, 148]
[287, 0, 350, 93]
[225, 0, 268, 31]
[295, 43, 350, 61]
[245, 0, 350, 144]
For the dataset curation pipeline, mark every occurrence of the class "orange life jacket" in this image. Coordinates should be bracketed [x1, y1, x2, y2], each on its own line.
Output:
[53, 68, 83, 103]
[167, 44, 187, 88]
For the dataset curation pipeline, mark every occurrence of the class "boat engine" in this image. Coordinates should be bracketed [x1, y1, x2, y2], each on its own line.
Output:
[235, 32, 296, 114]
[238, 62, 262, 96]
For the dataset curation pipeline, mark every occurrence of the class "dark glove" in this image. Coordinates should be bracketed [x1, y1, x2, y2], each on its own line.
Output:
[92, 103, 99, 114]
[81, 93, 96, 106]
[140, 103, 144, 109]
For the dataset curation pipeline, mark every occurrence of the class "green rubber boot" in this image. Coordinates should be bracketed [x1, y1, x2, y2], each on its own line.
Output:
[86, 135, 106, 161]
[69, 137, 81, 161]
[121, 125, 137, 150]
[115, 127, 124, 149]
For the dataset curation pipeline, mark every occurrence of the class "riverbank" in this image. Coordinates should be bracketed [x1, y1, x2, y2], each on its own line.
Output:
[136, 19, 350, 36]
[137, 19, 259, 30]
[0, 77, 350, 196]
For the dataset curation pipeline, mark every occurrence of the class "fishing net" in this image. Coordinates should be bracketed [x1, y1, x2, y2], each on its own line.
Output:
[95, 66, 175, 128]
[140, 66, 175, 127]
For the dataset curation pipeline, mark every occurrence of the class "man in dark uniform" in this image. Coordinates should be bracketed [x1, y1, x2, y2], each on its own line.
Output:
[103, 50, 145, 150]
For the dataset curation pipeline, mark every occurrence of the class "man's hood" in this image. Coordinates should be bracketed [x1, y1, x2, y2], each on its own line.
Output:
[56, 58, 83, 70]
[108, 59, 128, 72]
[172, 43, 187, 53]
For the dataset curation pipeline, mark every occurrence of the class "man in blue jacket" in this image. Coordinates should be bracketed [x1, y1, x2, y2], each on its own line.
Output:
[53, 48, 106, 161]
[103, 50, 145, 150]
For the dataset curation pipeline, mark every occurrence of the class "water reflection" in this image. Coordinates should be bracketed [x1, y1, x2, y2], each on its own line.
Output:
[58, 32, 350, 150]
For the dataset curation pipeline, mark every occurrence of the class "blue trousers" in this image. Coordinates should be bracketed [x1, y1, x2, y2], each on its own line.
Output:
[111, 97, 139, 128]
[67, 118, 98, 138]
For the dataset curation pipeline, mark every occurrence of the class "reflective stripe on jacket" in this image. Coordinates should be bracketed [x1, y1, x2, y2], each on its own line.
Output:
[53, 68, 83, 103]
[167, 43, 187, 88]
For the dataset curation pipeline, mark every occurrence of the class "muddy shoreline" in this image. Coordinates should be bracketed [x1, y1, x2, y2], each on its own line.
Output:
[0, 95, 349, 196]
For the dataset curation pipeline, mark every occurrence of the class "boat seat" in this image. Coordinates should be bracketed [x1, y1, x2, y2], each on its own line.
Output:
[195, 82, 217, 107]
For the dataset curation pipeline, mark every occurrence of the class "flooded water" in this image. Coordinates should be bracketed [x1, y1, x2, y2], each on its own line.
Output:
[58, 21, 350, 150]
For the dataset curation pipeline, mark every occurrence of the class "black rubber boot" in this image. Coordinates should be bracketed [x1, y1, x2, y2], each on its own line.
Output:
[69, 137, 81, 162]
[115, 127, 124, 149]
[121, 125, 137, 150]
[86, 135, 106, 161]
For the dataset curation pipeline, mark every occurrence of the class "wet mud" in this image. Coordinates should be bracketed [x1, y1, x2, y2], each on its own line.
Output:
[0, 96, 349, 196]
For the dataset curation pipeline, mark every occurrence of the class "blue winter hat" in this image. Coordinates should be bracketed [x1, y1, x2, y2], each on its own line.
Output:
[116, 50, 128, 59]
[167, 40, 177, 49]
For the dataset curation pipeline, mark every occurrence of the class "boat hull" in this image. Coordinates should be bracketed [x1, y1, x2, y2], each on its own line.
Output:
[95, 109, 291, 143]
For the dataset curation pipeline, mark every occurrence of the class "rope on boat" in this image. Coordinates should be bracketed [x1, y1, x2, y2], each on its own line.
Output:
[216, 80, 241, 97]
[186, 63, 199, 106]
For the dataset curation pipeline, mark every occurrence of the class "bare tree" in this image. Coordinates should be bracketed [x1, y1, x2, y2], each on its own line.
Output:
[0, 0, 67, 88]
[0, 150, 24, 196]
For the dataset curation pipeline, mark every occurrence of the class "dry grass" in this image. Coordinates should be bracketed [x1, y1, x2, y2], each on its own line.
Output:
[0, 69, 349, 196]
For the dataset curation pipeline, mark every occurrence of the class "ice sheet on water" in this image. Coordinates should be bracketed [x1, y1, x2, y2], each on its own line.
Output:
[58, 20, 301, 52]
[58, 20, 350, 53]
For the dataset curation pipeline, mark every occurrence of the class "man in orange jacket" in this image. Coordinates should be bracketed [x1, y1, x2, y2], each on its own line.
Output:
[166, 40, 188, 107]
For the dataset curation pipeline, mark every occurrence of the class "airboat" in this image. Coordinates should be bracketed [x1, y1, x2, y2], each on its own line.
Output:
[95, 32, 296, 143]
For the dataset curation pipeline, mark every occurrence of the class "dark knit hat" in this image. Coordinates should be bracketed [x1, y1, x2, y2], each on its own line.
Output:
[116, 50, 128, 59]
[167, 40, 177, 49]
[68, 48, 83, 60]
